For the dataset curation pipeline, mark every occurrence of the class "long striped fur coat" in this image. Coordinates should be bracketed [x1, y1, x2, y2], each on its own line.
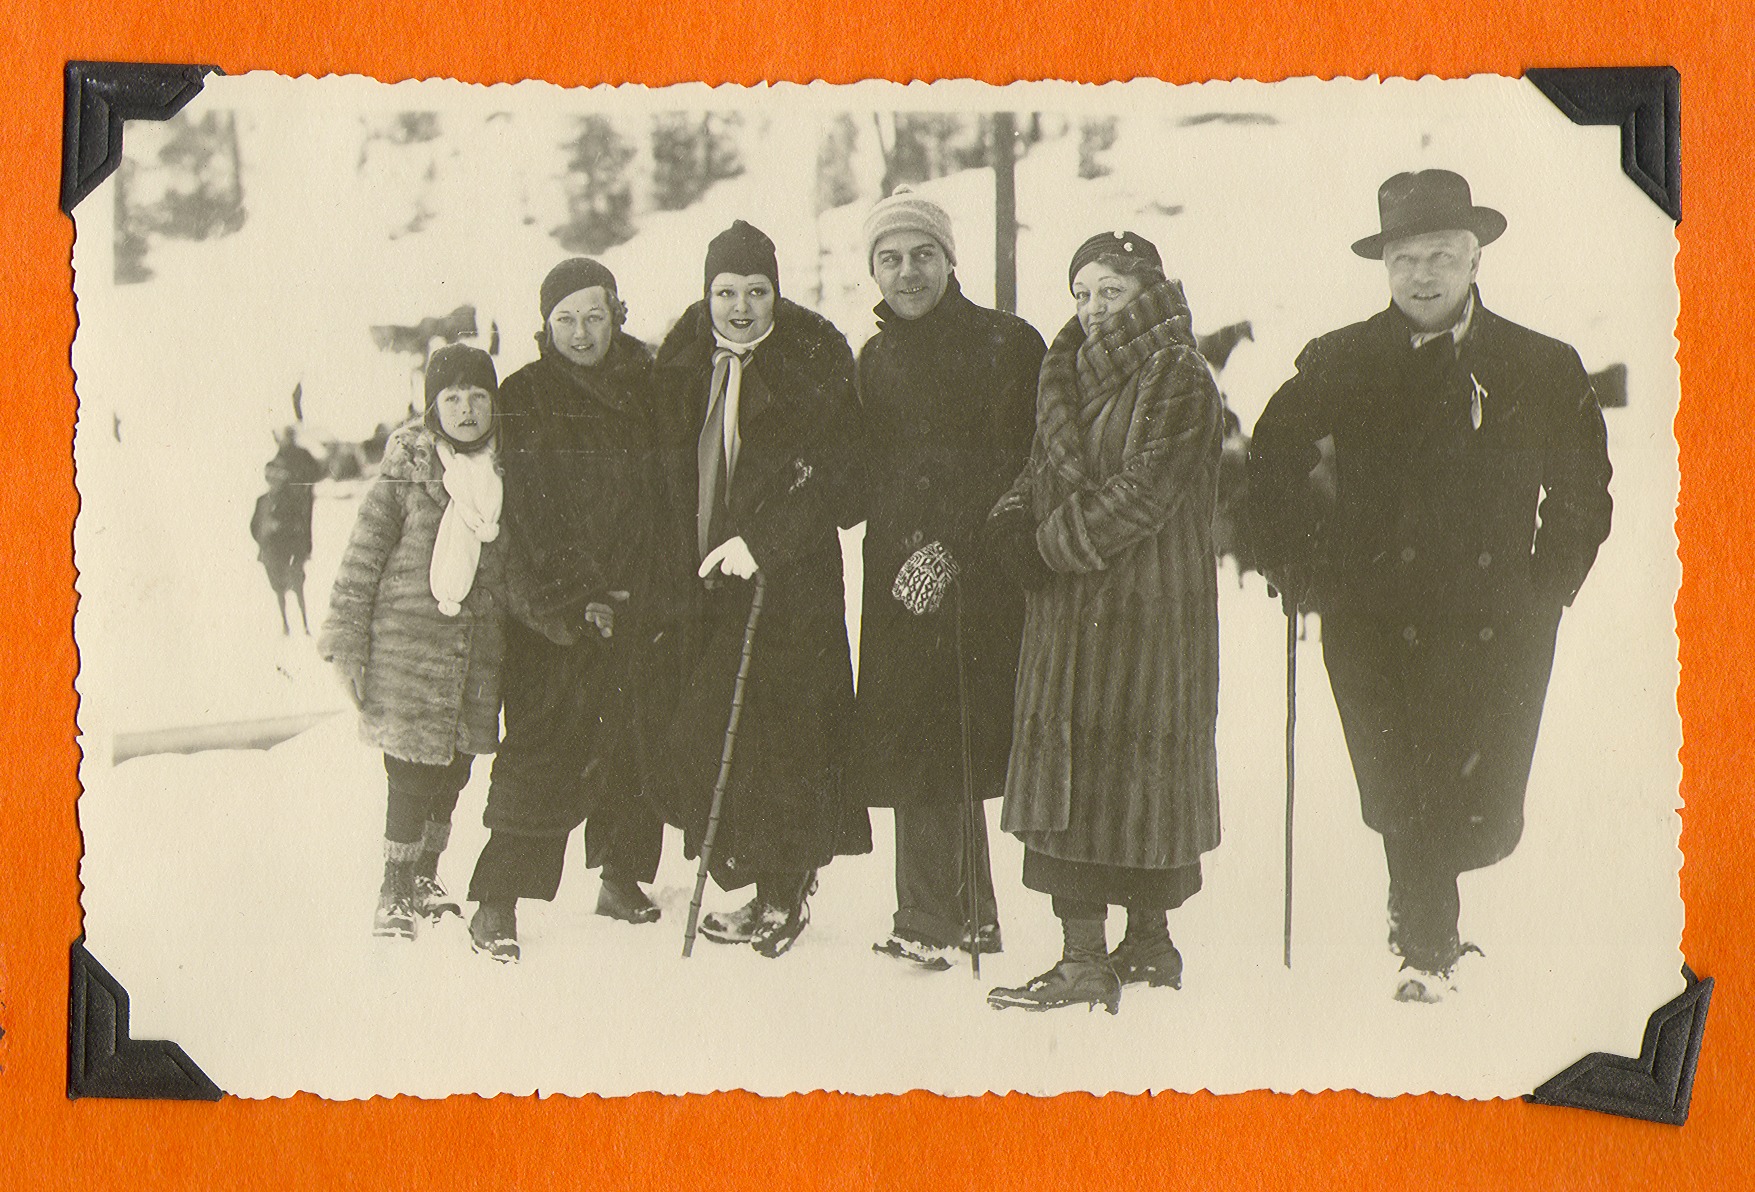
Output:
[995, 278, 1223, 870]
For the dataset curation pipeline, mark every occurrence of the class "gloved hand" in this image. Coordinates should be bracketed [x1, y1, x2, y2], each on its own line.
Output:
[584, 590, 631, 638]
[699, 535, 760, 580]
[891, 540, 959, 615]
[333, 660, 366, 709]
[989, 505, 1051, 592]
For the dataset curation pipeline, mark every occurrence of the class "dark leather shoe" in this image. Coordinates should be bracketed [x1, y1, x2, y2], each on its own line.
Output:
[469, 900, 519, 963]
[1108, 936, 1183, 989]
[750, 897, 811, 959]
[987, 960, 1121, 1014]
[596, 875, 661, 924]
[700, 897, 761, 944]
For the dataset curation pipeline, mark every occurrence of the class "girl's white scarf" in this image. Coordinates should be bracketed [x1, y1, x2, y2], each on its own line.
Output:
[430, 438, 502, 616]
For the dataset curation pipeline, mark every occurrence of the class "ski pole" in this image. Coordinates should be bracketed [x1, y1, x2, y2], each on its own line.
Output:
[1282, 592, 1297, 969]
[953, 579, 982, 980]
[683, 572, 766, 958]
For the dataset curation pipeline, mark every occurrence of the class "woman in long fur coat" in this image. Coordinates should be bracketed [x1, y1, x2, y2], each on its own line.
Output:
[986, 232, 1224, 1013]
[652, 220, 871, 959]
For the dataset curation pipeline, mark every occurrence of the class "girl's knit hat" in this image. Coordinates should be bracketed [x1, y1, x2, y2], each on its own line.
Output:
[423, 344, 499, 453]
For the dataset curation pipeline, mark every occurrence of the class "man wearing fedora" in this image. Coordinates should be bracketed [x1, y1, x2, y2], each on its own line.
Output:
[1248, 169, 1614, 1002]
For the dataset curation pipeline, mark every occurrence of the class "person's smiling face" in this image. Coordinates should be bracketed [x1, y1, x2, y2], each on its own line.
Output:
[1384, 230, 1480, 333]
[873, 230, 951, 321]
[546, 285, 616, 366]
[708, 273, 776, 344]
[1072, 262, 1148, 336]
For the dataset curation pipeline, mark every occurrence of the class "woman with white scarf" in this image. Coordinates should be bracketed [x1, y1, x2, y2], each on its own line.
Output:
[652, 220, 872, 959]
[320, 343, 508, 942]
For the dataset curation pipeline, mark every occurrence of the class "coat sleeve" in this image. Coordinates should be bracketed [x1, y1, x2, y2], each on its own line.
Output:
[946, 325, 1046, 569]
[317, 471, 406, 668]
[1246, 337, 1337, 577]
[1530, 345, 1613, 605]
[1035, 345, 1220, 574]
[738, 342, 864, 575]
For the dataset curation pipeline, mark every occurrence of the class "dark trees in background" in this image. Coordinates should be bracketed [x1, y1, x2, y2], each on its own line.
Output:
[553, 116, 637, 254]
[652, 111, 745, 211]
[114, 110, 247, 284]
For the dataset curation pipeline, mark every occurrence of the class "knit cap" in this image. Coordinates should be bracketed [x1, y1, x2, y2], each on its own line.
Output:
[703, 220, 780, 297]
[863, 186, 957, 272]
[540, 257, 619, 323]
[424, 343, 498, 404]
[1067, 230, 1162, 292]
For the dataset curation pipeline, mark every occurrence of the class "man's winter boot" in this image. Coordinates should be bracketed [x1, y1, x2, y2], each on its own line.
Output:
[1393, 942, 1482, 1004]
[373, 839, 421, 940]
[411, 820, 461, 921]
[596, 870, 661, 924]
[750, 872, 817, 959]
[873, 931, 955, 971]
[469, 898, 520, 963]
[700, 897, 763, 944]
[986, 915, 1121, 1014]
[959, 920, 1004, 957]
[1108, 909, 1183, 988]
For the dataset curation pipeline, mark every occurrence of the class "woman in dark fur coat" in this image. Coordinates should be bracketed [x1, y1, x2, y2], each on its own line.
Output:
[463, 258, 676, 963]
[986, 232, 1224, 1013]
[652, 220, 871, 959]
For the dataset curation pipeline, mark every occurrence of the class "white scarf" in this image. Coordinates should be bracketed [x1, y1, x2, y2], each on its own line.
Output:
[430, 438, 502, 617]
[710, 324, 774, 480]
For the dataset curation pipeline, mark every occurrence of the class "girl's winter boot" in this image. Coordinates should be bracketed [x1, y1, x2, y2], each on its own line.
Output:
[373, 839, 422, 940]
[411, 820, 462, 920]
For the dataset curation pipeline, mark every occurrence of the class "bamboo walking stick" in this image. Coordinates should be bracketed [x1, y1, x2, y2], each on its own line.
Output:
[682, 572, 767, 958]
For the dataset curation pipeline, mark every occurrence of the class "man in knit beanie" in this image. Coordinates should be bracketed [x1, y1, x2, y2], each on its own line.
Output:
[848, 188, 1047, 970]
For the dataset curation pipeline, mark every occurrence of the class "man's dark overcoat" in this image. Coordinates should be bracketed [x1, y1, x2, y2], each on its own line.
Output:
[848, 278, 1046, 810]
[652, 298, 872, 888]
[1248, 291, 1613, 870]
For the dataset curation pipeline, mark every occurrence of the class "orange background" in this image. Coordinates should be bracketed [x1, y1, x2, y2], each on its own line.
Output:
[2, 2, 1750, 1188]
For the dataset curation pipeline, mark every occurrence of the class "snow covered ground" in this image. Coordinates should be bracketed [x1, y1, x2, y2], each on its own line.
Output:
[72, 74, 1682, 1099]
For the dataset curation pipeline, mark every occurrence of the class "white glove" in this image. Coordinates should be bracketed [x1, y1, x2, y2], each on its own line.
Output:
[698, 535, 759, 580]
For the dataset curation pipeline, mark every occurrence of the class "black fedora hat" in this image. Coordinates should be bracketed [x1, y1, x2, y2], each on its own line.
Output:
[1351, 169, 1507, 259]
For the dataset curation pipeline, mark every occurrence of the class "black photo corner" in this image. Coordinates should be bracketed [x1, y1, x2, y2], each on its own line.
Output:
[59, 60, 1705, 1119]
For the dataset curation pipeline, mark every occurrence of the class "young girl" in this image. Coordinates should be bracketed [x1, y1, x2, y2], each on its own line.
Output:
[319, 343, 507, 940]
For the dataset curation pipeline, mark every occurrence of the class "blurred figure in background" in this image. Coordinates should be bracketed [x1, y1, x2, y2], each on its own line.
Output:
[250, 425, 324, 636]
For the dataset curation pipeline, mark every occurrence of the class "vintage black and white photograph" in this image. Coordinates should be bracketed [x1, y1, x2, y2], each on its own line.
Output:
[71, 73, 1682, 1098]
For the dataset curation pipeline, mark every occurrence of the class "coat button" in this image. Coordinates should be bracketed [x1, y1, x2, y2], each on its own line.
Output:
[1479, 626, 1494, 642]
[1402, 626, 1417, 643]
[916, 476, 931, 492]
[1400, 547, 1417, 563]
[1477, 551, 1492, 568]
[909, 530, 925, 548]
